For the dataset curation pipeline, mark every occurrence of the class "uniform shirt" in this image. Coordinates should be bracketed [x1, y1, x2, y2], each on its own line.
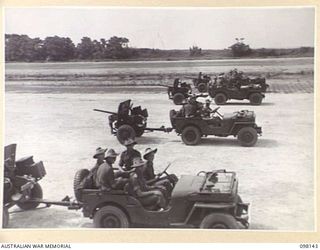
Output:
[95, 162, 115, 190]
[91, 159, 104, 187]
[119, 149, 141, 171]
[142, 160, 156, 181]
[128, 172, 148, 197]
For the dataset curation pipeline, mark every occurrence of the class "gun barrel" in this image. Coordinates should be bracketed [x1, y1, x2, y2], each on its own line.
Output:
[93, 109, 117, 115]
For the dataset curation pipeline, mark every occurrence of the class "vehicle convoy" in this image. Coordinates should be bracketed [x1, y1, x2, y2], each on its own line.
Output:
[73, 168, 250, 229]
[94, 100, 172, 144]
[3, 144, 46, 227]
[170, 107, 262, 146]
[208, 70, 269, 105]
[165, 78, 192, 105]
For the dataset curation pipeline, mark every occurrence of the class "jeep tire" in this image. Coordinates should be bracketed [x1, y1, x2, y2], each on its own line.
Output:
[237, 127, 258, 147]
[214, 93, 227, 105]
[198, 83, 207, 93]
[249, 93, 263, 105]
[181, 126, 201, 145]
[173, 93, 185, 105]
[200, 213, 239, 229]
[73, 168, 90, 202]
[93, 205, 129, 228]
[117, 125, 136, 145]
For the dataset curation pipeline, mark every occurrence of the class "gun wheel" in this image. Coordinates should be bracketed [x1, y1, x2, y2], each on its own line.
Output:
[117, 125, 136, 145]
[16, 183, 43, 210]
[173, 93, 185, 105]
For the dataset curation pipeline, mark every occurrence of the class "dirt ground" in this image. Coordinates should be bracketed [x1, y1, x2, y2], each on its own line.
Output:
[4, 88, 314, 230]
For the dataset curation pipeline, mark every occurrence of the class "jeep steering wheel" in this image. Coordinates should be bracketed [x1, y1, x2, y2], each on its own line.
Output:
[157, 164, 171, 178]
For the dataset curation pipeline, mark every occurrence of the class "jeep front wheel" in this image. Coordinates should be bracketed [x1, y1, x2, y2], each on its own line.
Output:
[93, 205, 129, 228]
[214, 93, 227, 105]
[200, 213, 239, 229]
[117, 125, 136, 145]
[173, 93, 185, 105]
[181, 126, 201, 145]
[237, 127, 258, 147]
[249, 93, 263, 105]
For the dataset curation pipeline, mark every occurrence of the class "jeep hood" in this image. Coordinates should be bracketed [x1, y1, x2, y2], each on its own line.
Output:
[171, 175, 205, 198]
[223, 110, 255, 121]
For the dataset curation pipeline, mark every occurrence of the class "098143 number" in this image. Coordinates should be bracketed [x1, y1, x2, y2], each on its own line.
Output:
[300, 244, 319, 248]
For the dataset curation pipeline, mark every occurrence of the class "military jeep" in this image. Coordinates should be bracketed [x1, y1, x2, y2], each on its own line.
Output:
[209, 76, 269, 105]
[74, 168, 249, 229]
[170, 107, 262, 146]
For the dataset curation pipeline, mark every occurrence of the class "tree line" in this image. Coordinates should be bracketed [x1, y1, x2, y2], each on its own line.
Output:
[5, 34, 314, 62]
[5, 34, 136, 62]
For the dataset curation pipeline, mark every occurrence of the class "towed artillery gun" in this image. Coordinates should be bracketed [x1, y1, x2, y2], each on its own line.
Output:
[94, 99, 172, 144]
[3, 144, 80, 227]
[161, 78, 192, 105]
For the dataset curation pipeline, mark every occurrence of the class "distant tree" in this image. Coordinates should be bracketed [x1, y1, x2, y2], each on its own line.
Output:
[229, 38, 252, 57]
[189, 45, 202, 56]
[105, 36, 131, 59]
[5, 34, 45, 62]
[76, 37, 96, 59]
[43, 36, 75, 61]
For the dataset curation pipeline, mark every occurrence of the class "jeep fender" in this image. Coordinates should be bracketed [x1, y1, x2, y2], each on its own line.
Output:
[230, 122, 256, 136]
[183, 202, 236, 225]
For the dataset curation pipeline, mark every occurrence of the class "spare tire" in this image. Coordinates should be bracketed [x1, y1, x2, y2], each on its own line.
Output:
[116, 125, 136, 145]
[73, 169, 90, 202]
[173, 93, 185, 105]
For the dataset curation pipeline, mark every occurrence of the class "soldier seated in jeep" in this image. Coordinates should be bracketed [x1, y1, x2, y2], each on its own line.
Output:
[127, 157, 168, 211]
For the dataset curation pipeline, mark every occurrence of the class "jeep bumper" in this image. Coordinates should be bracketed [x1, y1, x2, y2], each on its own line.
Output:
[236, 202, 250, 229]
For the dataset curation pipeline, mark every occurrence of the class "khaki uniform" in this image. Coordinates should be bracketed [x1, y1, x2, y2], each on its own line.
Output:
[96, 162, 127, 190]
[119, 149, 141, 171]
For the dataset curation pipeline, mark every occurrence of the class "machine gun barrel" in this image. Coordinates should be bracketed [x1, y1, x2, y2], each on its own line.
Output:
[93, 109, 117, 115]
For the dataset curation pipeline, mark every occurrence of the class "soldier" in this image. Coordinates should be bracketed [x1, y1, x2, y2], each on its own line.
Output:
[127, 157, 167, 210]
[202, 99, 213, 118]
[80, 147, 107, 189]
[95, 149, 128, 191]
[143, 148, 178, 193]
[119, 138, 141, 172]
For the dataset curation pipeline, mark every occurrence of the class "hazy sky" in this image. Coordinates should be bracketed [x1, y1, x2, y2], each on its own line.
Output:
[5, 7, 315, 49]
